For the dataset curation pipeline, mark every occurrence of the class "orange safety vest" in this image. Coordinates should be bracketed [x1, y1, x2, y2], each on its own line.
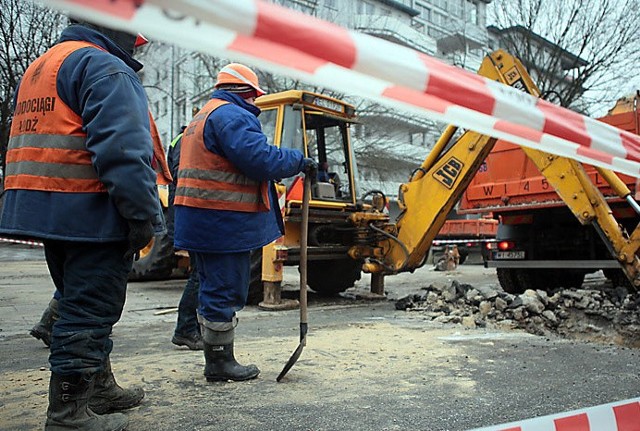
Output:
[5, 41, 107, 193]
[175, 99, 270, 212]
[149, 113, 173, 186]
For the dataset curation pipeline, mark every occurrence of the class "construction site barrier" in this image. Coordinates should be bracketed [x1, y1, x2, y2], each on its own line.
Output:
[0, 237, 44, 247]
[469, 397, 640, 431]
[43, 0, 640, 179]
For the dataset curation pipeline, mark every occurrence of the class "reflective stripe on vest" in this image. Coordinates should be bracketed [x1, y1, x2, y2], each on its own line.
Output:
[5, 41, 106, 193]
[175, 99, 270, 212]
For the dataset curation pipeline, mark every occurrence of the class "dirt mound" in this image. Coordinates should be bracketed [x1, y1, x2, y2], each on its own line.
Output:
[395, 280, 640, 348]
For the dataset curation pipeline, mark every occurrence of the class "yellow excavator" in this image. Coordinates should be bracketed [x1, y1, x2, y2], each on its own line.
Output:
[135, 50, 640, 306]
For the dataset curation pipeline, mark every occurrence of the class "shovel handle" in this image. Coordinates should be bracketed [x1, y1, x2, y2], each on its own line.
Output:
[299, 173, 311, 329]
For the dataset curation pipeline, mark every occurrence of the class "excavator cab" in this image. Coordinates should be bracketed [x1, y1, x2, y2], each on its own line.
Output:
[257, 90, 358, 204]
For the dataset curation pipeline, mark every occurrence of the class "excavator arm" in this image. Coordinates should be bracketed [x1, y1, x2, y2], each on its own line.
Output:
[360, 49, 640, 290]
[357, 50, 538, 274]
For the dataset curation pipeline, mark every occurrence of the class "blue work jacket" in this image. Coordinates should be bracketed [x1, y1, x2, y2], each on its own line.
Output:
[174, 90, 305, 253]
[0, 25, 162, 242]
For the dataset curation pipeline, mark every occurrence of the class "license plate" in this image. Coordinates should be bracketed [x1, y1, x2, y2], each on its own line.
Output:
[495, 251, 525, 259]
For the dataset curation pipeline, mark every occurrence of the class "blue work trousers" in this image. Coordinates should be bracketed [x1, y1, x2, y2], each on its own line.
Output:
[43, 239, 131, 375]
[194, 251, 250, 323]
[174, 251, 200, 336]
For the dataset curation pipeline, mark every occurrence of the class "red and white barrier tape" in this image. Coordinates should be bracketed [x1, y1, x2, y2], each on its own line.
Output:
[469, 398, 640, 431]
[0, 237, 44, 247]
[43, 0, 640, 179]
[432, 238, 497, 246]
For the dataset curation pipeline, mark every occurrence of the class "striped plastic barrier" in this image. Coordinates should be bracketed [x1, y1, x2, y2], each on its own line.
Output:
[0, 237, 44, 247]
[469, 398, 640, 431]
[43, 0, 640, 179]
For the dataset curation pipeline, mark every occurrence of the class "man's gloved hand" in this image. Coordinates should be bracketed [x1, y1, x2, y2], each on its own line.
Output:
[303, 158, 318, 184]
[124, 219, 154, 261]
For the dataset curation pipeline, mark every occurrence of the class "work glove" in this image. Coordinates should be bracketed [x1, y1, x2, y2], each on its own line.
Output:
[303, 158, 318, 184]
[124, 219, 154, 261]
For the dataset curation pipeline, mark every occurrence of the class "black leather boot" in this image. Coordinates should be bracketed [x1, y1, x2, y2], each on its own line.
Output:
[30, 298, 59, 347]
[88, 357, 144, 414]
[45, 372, 128, 431]
[203, 327, 260, 382]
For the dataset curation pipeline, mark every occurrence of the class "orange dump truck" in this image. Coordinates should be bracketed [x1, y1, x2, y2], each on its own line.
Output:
[457, 92, 640, 293]
[431, 214, 498, 264]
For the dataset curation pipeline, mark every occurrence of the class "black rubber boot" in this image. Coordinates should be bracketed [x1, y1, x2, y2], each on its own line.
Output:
[30, 298, 59, 347]
[45, 372, 128, 431]
[202, 327, 260, 382]
[88, 358, 144, 415]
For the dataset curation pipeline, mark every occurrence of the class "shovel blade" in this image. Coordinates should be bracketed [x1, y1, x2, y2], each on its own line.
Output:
[276, 324, 308, 382]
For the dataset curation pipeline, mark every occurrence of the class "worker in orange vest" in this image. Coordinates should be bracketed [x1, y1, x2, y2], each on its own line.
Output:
[174, 63, 317, 382]
[29, 112, 172, 349]
[0, 18, 162, 431]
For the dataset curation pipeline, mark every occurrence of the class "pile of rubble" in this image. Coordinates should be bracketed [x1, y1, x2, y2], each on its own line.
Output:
[395, 280, 640, 347]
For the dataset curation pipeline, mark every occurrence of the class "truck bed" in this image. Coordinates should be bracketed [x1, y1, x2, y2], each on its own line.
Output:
[458, 104, 640, 214]
[436, 218, 498, 238]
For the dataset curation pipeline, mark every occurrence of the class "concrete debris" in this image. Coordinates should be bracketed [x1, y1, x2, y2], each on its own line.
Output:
[395, 281, 640, 348]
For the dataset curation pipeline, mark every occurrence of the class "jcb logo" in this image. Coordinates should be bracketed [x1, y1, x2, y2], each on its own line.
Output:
[433, 157, 463, 189]
[504, 66, 521, 85]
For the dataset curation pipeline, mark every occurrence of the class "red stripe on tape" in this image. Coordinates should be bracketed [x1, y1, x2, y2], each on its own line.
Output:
[254, 1, 356, 70]
[494, 120, 544, 143]
[499, 428, 521, 431]
[382, 86, 452, 114]
[554, 413, 590, 431]
[620, 130, 640, 164]
[614, 401, 640, 431]
[67, 0, 140, 19]
[538, 100, 591, 148]
[420, 53, 495, 116]
[576, 145, 614, 165]
[229, 35, 328, 73]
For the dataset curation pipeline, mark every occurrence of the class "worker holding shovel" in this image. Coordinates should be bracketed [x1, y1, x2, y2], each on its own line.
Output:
[174, 63, 317, 382]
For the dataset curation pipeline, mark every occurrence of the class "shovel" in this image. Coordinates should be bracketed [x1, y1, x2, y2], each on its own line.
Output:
[276, 173, 311, 382]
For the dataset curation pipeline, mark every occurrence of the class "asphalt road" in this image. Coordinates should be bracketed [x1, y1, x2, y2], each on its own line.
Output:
[0, 242, 638, 431]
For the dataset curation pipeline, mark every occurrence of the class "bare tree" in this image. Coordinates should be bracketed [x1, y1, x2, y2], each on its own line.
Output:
[489, 0, 640, 114]
[0, 0, 66, 179]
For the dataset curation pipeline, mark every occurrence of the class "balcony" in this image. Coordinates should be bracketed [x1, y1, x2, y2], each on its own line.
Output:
[437, 24, 487, 54]
[335, 14, 436, 55]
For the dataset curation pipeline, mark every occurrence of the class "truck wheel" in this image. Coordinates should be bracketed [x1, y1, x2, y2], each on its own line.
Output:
[307, 259, 362, 295]
[129, 233, 176, 281]
[247, 248, 263, 305]
[496, 268, 524, 294]
[458, 248, 468, 265]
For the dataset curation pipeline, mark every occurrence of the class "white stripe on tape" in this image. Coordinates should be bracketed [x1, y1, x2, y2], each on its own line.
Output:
[41, 0, 640, 179]
[468, 397, 640, 431]
[0, 237, 44, 247]
[432, 239, 496, 245]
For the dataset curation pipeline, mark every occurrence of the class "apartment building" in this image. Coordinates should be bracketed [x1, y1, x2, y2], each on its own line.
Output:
[140, 0, 583, 196]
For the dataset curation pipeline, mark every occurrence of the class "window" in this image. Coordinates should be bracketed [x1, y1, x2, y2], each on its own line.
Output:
[356, 0, 375, 14]
[431, 10, 447, 26]
[415, 2, 431, 21]
[162, 96, 169, 116]
[431, 0, 447, 10]
[273, 0, 316, 14]
[466, 0, 479, 25]
[258, 108, 279, 146]
[450, 0, 463, 16]
[428, 26, 445, 39]
[325, 0, 337, 10]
